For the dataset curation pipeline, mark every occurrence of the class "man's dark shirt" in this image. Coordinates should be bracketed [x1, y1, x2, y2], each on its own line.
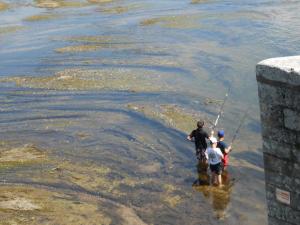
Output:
[190, 128, 209, 150]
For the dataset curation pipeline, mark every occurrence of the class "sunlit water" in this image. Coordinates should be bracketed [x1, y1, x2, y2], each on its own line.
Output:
[0, 0, 300, 224]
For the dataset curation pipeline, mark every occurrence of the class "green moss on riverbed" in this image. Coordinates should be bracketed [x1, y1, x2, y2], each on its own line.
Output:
[141, 14, 202, 29]
[0, 26, 24, 35]
[128, 103, 213, 133]
[0, 144, 46, 169]
[0, 186, 112, 225]
[1, 68, 175, 92]
[34, 0, 89, 8]
[24, 14, 61, 22]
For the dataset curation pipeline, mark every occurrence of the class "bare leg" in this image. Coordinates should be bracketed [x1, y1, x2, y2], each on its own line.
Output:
[210, 172, 215, 185]
[217, 174, 222, 186]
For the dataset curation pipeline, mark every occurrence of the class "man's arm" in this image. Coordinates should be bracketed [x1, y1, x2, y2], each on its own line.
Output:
[187, 130, 194, 141]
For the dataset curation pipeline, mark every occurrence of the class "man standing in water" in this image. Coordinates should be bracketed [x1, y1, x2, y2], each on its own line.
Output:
[205, 137, 223, 186]
[217, 130, 232, 171]
[187, 120, 212, 162]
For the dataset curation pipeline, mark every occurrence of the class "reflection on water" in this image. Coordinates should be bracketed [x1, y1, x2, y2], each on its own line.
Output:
[193, 161, 233, 220]
[0, 0, 299, 224]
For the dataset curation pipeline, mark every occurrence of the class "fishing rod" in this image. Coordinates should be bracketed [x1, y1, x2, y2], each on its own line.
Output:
[211, 86, 231, 131]
[230, 107, 250, 146]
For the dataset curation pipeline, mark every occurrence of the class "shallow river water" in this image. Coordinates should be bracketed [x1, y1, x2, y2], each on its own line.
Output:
[0, 0, 300, 225]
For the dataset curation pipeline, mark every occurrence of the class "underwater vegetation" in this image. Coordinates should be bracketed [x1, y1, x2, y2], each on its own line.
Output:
[0, 2, 8, 11]
[24, 14, 61, 22]
[127, 103, 213, 134]
[140, 14, 202, 29]
[1, 68, 177, 92]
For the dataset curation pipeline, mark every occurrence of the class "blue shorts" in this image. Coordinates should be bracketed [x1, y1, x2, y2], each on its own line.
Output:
[210, 162, 222, 175]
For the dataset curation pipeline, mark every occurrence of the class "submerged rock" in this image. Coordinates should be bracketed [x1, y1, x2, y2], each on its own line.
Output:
[0, 197, 41, 211]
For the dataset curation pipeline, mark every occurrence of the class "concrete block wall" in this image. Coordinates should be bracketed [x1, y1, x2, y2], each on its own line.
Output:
[256, 56, 300, 225]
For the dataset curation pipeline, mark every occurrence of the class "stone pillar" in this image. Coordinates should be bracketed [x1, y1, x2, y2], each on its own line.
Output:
[256, 56, 300, 225]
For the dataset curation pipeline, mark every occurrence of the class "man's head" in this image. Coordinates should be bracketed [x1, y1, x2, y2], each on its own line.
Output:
[197, 120, 204, 128]
[218, 130, 225, 138]
[209, 137, 218, 147]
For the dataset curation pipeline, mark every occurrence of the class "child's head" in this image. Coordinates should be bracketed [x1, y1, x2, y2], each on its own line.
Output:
[197, 120, 204, 128]
[209, 137, 218, 147]
[218, 130, 225, 138]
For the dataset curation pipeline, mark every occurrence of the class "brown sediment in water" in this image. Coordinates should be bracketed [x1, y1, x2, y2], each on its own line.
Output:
[24, 14, 61, 22]
[55, 44, 103, 53]
[0, 144, 46, 168]
[0, 186, 112, 225]
[191, 0, 211, 4]
[1, 68, 175, 92]
[59, 35, 116, 43]
[0, 2, 8, 11]
[98, 4, 141, 14]
[140, 14, 202, 29]
[87, 0, 114, 4]
[127, 103, 213, 133]
[33, 160, 154, 198]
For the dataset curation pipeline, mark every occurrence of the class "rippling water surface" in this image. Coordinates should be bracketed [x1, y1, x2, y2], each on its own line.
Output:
[0, 0, 300, 224]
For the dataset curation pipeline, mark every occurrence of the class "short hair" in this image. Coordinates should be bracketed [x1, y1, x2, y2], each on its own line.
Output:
[197, 120, 204, 128]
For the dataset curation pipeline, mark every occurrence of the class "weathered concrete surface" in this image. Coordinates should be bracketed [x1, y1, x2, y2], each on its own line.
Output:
[257, 55, 300, 225]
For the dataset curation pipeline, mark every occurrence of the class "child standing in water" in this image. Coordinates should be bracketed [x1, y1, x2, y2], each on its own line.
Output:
[205, 137, 224, 186]
[217, 130, 232, 171]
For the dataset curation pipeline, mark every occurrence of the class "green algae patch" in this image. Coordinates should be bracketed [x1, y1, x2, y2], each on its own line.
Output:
[161, 184, 182, 208]
[34, 0, 88, 9]
[24, 14, 61, 22]
[128, 104, 212, 133]
[0, 26, 24, 35]
[140, 14, 202, 29]
[45, 160, 153, 198]
[99, 4, 141, 14]
[61, 35, 115, 43]
[0, 2, 8, 11]
[191, 0, 211, 4]
[2, 68, 175, 92]
[87, 0, 114, 4]
[0, 144, 46, 167]
[0, 186, 112, 225]
[55, 44, 103, 53]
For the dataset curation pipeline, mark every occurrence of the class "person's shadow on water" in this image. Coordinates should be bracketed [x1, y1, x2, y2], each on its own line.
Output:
[192, 161, 235, 220]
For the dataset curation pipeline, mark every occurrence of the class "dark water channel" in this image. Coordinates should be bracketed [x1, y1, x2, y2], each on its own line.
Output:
[0, 0, 300, 224]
